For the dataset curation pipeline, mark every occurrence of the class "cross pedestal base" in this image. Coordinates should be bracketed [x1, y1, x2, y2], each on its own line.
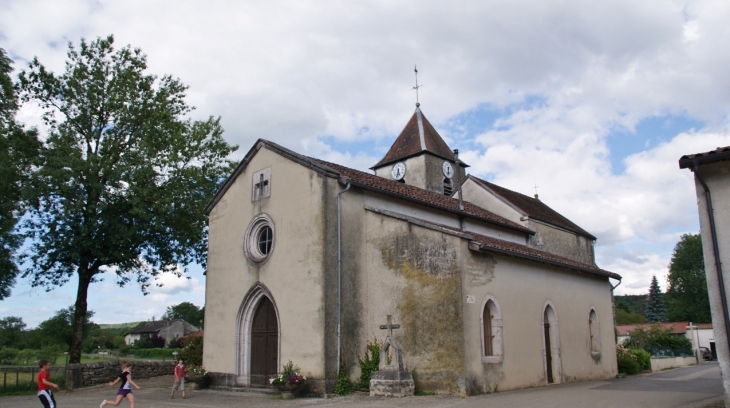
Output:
[369, 370, 415, 397]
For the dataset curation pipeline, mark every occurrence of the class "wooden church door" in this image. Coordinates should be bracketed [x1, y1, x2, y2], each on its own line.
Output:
[250, 297, 278, 386]
[544, 322, 554, 384]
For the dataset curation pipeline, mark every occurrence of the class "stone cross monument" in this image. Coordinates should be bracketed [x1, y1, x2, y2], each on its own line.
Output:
[369, 315, 415, 397]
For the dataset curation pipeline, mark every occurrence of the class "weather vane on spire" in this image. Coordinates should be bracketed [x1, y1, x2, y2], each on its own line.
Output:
[413, 64, 422, 107]
[533, 183, 540, 199]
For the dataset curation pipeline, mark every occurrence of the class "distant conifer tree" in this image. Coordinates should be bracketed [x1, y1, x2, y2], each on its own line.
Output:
[645, 276, 667, 323]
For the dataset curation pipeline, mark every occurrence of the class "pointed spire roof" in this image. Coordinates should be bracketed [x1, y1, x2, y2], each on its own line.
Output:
[372, 106, 467, 169]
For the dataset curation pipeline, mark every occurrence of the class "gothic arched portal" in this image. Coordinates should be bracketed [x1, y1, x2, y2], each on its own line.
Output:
[236, 284, 280, 386]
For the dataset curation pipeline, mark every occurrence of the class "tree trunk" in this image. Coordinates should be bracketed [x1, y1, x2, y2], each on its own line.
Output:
[69, 270, 93, 364]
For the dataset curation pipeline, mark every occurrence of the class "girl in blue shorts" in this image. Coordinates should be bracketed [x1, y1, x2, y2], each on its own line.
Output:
[100, 361, 140, 408]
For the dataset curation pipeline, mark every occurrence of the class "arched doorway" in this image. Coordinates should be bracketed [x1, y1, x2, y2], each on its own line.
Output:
[250, 297, 278, 385]
[542, 303, 561, 384]
[236, 284, 280, 386]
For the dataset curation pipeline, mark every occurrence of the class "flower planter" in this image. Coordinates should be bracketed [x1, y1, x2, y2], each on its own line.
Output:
[186, 375, 209, 390]
[274, 382, 303, 400]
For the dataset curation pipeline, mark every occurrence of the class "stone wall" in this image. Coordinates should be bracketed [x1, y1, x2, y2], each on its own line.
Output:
[65, 360, 175, 389]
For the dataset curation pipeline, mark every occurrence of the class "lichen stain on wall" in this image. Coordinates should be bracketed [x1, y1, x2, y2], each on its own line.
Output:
[466, 253, 497, 286]
[379, 227, 465, 392]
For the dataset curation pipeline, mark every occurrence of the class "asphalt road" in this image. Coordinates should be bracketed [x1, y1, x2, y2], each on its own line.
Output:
[3, 362, 724, 408]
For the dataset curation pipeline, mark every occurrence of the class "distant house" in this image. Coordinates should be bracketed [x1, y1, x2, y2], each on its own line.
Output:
[616, 321, 715, 350]
[616, 322, 689, 345]
[123, 319, 199, 346]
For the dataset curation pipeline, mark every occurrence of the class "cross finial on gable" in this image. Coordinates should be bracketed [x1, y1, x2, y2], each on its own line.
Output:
[379, 315, 401, 338]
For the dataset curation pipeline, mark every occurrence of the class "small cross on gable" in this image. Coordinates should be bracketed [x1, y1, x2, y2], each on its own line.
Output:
[379, 315, 401, 338]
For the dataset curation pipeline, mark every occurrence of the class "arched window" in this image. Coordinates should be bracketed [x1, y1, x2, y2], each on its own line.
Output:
[443, 178, 453, 196]
[589, 309, 600, 354]
[481, 296, 503, 363]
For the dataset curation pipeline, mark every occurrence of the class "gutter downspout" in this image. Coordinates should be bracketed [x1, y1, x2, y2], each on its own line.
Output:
[692, 164, 730, 354]
[336, 181, 352, 374]
[453, 149, 464, 212]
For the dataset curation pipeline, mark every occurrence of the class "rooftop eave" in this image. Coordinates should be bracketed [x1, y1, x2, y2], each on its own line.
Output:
[340, 177, 534, 235]
[371, 150, 471, 170]
[468, 241, 621, 280]
[679, 150, 730, 169]
[206, 139, 340, 214]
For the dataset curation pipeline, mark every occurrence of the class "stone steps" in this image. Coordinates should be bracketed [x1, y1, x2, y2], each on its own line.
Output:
[209, 385, 277, 395]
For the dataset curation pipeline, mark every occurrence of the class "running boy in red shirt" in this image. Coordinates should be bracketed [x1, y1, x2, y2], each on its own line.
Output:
[171, 358, 187, 399]
[37, 359, 60, 408]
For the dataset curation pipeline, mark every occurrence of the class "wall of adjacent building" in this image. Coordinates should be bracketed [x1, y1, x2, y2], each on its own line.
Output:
[204, 147, 328, 384]
[693, 160, 730, 401]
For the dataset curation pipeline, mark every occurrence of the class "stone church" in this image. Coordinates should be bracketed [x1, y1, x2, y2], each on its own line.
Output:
[202, 104, 621, 395]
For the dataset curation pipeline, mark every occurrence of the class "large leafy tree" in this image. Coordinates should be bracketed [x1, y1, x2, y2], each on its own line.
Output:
[162, 301, 204, 328]
[0, 316, 26, 348]
[0, 48, 41, 298]
[666, 233, 711, 323]
[35, 306, 95, 349]
[644, 275, 667, 323]
[17, 35, 237, 363]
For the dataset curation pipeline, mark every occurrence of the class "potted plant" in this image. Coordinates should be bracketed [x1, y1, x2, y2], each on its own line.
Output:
[270, 360, 306, 400]
[185, 365, 209, 390]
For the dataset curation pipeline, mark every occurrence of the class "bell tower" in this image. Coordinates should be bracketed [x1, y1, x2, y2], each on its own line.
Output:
[371, 105, 467, 196]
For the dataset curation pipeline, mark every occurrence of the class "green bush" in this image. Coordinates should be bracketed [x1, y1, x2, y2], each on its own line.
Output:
[16, 349, 36, 365]
[617, 354, 640, 375]
[180, 335, 203, 367]
[625, 324, 693, 353]
[357, 339, 381, 389]
[629, 348, 651, 371]
[0, 347, 18, 364]
[334, 362, 351, 395]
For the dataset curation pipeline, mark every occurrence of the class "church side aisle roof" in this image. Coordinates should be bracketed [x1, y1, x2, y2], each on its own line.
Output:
[372, 107, 463, 169]
[314, 158, 531, 234]
[466, 231, 620, 280]
[468, 175, 596, 240]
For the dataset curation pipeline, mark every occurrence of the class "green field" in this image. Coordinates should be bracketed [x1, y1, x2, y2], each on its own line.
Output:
[0, 369, 65, 396]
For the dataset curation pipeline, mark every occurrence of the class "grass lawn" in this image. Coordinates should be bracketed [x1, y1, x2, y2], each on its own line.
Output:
[0, 369, 65, 396]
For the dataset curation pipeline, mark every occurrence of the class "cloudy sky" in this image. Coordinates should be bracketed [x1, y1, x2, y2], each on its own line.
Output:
[1, 0, 729, 327]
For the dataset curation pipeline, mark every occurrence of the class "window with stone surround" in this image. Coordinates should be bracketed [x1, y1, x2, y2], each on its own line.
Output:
[245, 214, 275, 263]
[589, 309, 600, 355]
[481, 296, 503, 363]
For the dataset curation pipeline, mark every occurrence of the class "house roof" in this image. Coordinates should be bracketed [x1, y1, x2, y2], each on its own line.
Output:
[123, 319, 188, 336]
[679, 146, 730, 169]
[468, 175, 596, 240]
[615, 322, 689, 336]
[372, 107, 468, 169]
[467, 231, 619, 279]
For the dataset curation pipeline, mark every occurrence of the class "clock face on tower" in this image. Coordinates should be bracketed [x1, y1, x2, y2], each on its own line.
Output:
[442, 161, 454, 178]
[391, 162, 406, 180]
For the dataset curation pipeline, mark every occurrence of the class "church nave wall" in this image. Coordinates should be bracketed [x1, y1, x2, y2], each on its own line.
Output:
[461, 252, 617, 394]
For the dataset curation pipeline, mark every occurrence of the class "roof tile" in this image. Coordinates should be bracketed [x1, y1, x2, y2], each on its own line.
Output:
[373, 107, 460, 168]
[314, 158, 532, 233]
[468, 230, 619, 279]
[470, 175, 595, 239]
